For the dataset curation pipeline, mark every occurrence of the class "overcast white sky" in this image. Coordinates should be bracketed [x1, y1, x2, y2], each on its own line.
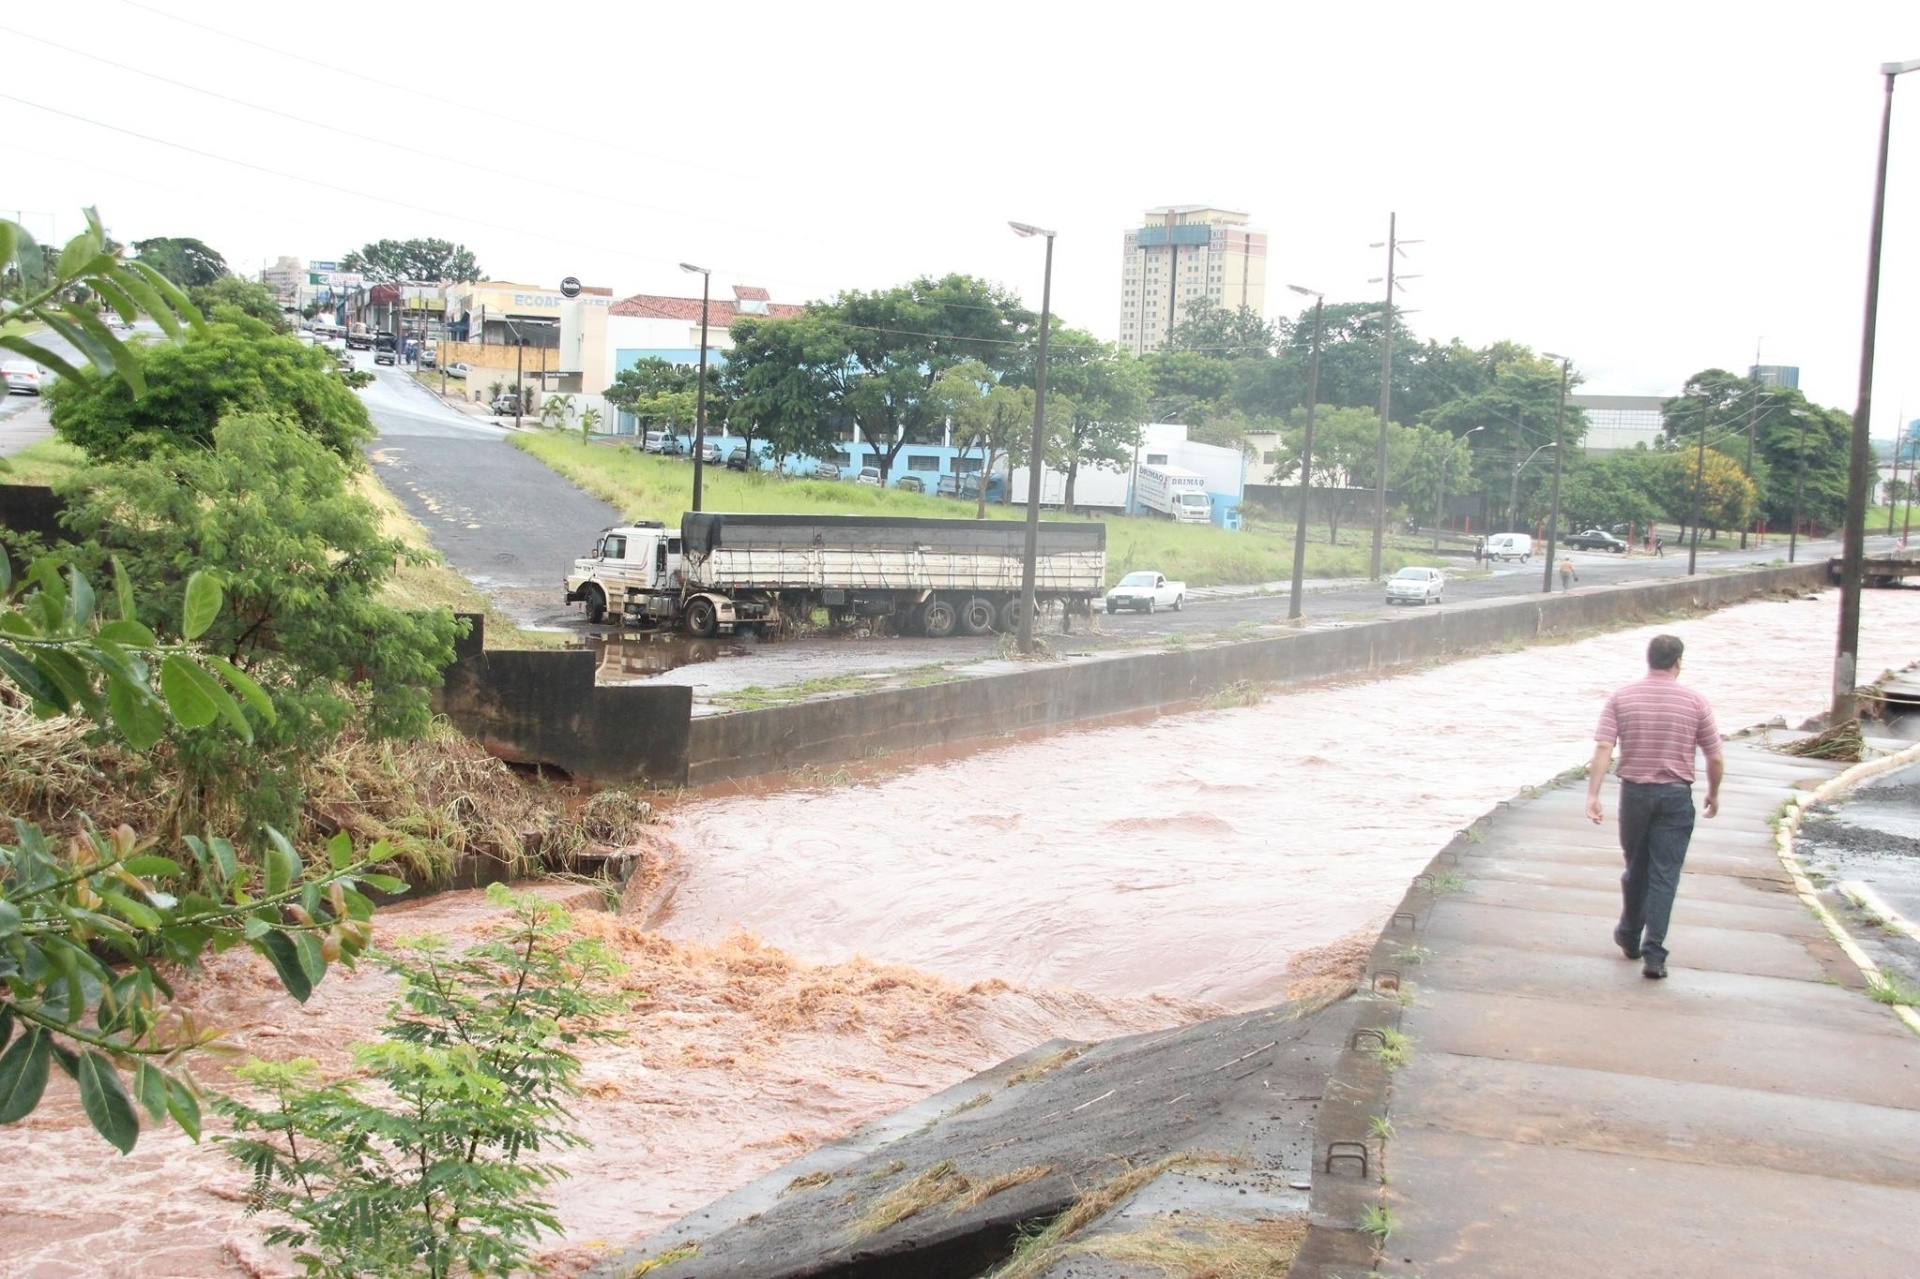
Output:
[4, 1, 1917, 435]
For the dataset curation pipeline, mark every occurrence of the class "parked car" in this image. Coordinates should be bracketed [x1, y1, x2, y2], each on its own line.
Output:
[937, 475, 961, 498]
[813, 462, 842, 481]
[2, 361, 44, 395]
[726, 446, 756, 471]
[1564, 528, 1628, 553]
[445, 362, 470, 378]
[856, 465, 882, 487]
[895, 475, 925, 493]
[699, 441, 722, 464]
[642, 430, 688, 454]
[1385, 565, 1446, 605]
[1105, 570, 1185, 614]
[419, 349, 437, 368]
[374, 349, 397, 366]
[490, 394, 522, 415]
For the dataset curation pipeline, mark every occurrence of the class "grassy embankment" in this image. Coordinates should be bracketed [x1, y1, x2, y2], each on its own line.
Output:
[510, 433, 1445, 589]
[3, 438, 84, 485]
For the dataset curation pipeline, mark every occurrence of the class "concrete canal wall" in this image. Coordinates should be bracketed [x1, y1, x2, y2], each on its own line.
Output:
[681, 561, 1831, 786]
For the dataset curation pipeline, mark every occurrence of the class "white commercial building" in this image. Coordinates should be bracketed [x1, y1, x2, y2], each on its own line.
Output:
[1118, 206, 1268, 356]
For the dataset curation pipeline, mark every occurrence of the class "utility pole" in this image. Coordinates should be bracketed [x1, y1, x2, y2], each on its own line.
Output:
[1742, 342, 1762, 549]
[1835, 58, 1920, 728]
[1889, 399, 1907, 537]
[1687, 389, 1711, 576]
[1539, 354, 1572, 592]
[1369, 214, 1399, 579]
[1286, 287, 1325, 621]
[1788, 409, 1811, 564]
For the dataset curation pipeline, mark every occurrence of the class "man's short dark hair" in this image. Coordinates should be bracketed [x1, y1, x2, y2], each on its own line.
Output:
[1648, 634, 1684, 670]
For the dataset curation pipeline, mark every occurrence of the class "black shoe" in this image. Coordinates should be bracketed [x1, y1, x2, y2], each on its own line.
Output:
[1614, 929, 1643, 960]
[1642, 958, 1667, 979]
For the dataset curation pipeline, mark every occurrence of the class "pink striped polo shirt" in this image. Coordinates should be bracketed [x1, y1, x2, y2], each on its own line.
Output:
[1594, 669, 1722, 784]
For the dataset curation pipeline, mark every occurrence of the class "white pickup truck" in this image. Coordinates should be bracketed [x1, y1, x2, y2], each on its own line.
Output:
[1104, 570, 1186, 614]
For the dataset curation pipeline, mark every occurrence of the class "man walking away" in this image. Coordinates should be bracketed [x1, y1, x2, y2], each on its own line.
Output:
[1585, 634, 1723, 979]
[1559, 556, 1578, 590]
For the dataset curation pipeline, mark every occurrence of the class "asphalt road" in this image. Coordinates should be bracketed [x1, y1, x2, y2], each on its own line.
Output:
[1097, 532, 1884, 639]
[356, 353, 621, 629]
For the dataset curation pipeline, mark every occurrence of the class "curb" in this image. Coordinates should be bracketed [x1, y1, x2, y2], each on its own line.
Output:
[1772, 735, 1920, 1037]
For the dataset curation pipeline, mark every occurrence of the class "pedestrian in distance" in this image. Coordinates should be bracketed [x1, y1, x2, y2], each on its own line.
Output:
[1559, 556, 1578, 590]
[1584, 634, 1723, 979]
[1653, 532, 1665, 557]
[1473, 536, 1485, 566]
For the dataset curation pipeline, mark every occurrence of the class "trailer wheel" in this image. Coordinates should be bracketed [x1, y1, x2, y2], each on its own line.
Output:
[684, 597, 720, 639]
[958, 596, 996, 636]
[921, 597, 958, 639]
[998, 597, 1027, 634]
[582, 585, 607, 625]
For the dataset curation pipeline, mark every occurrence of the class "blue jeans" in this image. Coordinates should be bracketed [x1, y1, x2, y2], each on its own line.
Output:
[1616, 781, 1696, 964]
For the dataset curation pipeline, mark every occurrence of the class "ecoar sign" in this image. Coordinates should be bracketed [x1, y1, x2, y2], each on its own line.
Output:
[510, 291, 606, 309]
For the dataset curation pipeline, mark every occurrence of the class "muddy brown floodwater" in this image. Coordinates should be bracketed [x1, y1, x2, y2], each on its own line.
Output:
[658, 590, 1920, 1009]
[7, 589, 1920, 1277]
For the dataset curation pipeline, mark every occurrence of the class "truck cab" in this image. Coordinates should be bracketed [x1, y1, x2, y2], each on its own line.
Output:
[565, 524, 678, 624]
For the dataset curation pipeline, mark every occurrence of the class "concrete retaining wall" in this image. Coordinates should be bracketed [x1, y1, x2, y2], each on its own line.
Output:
[683, 562, 1830, 786]
[435, 615, 691, 784]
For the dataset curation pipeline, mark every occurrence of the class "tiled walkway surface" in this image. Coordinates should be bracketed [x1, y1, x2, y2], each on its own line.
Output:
[1378, 739, 1920, 1277]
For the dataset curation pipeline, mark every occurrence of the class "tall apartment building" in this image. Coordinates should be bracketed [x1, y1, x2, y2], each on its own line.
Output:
[1118, 206, 1268, 356]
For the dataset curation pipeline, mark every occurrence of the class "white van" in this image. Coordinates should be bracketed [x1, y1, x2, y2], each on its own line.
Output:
[1483, 533, 1533, 563]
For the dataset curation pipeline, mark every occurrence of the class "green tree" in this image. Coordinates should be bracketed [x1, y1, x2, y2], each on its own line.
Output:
[1649, 447, 1755, 535]
[218, 887, 622, 1279]
[1551, 449, 1665, 534]
[604, 358, 699, 428]
[58, 414, 461, 831]
[1166, 297, 1275, 359]
[1017, 329, 1150, 510]
[189, 276, 288, 330]
[1425, 356, 1584, 528]
[723, 317, 842, 469]
[930, 360, 1034, 517]
[2, 210, 395, 1152]
[1141, 349, 1235, 424]
[49, 312, 372, 463]
[131, 236, 228, 288]
[339, 238, 482, 284]
[1272, 405, 1384, 541]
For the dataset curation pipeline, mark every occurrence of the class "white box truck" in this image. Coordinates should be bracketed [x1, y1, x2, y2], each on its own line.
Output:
[1006, 463, 1131, 513]
[1135, 464, 1212, 524]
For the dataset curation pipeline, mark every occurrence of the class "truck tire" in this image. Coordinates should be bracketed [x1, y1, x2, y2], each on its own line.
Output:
[684, 597, 720, 639]
[1173, 595, 1183, 612]
[921, 597, 958, 639]
[1146, 597, 1157, 614]
[998, 597, 1027, 634]
[582, 585, 607, 625]
[958, 596, 996, 636]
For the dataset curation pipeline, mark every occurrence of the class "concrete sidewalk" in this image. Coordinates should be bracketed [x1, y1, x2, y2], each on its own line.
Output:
[1337, 738, 1920, 1276]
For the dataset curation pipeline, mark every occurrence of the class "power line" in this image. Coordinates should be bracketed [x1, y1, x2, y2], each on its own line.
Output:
[108, 0, 746, 186]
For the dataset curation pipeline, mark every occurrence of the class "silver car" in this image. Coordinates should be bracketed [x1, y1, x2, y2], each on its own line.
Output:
[1385, 566, 1445, 605]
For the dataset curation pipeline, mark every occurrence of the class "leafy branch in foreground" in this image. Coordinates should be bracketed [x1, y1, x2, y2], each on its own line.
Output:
[0, 208, 202, 390]
[2, 557, 404, 1151]
[218, 887, 625, 1279]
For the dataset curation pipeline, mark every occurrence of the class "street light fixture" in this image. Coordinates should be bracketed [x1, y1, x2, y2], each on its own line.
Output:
[1286, 285, 1325, 621]
[1435, 425, 1483, 552]
[680, 263, 712, 514]
[1539, 352, 1572, 594]
[1834, 56, 1920, 726]
[1009, 221, 1056, 655]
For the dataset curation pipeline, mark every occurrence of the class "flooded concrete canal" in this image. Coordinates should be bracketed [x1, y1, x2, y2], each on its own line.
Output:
[655, 589, 1920, 1010]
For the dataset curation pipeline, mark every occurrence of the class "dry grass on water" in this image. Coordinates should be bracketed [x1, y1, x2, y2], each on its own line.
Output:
[1073, 1216, 1307, 1277]
[0, 694, 656, 886]
[988, 1150, 1247, 1279]
[854, 1160, 1056, 1236]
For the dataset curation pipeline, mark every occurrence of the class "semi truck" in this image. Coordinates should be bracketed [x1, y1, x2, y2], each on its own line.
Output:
[564, 512, 1108, 638]
[1134, 464, 1212, 524]
[345, 324, 375, 351]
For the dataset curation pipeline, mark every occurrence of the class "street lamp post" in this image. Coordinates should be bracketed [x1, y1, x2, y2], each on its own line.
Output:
[1788, 409, 1812, 564]
[680, 263, 712, 514]
[1010, 221, 1056, 655]
[1835, 57, 1920, 727]
[1434, 425, 1483, 552]
[1687, 385, 1712, 576]
[1539, 353, 1572, 593]
[1286, 285, 1326, 621]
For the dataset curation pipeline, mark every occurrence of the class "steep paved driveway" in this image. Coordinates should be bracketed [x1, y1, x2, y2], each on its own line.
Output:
[359, 361, 621, 628]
